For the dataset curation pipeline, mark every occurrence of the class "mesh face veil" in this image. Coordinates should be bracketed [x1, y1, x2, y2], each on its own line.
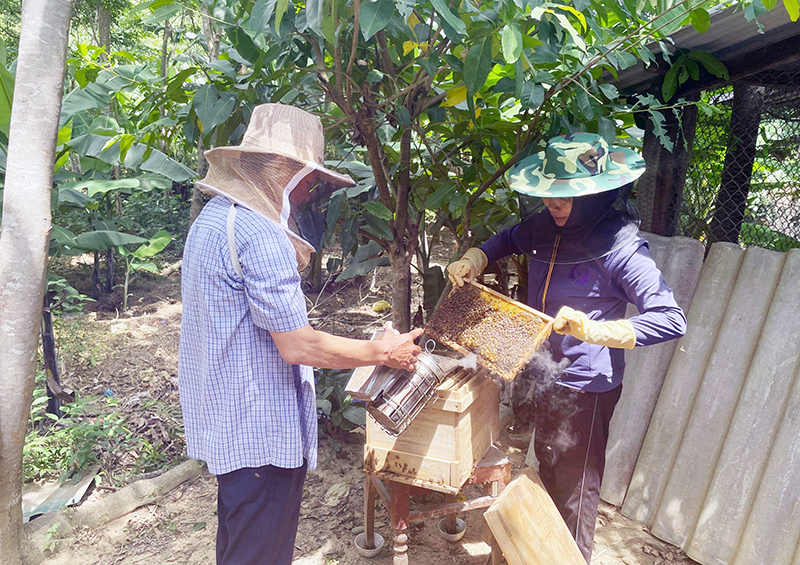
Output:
[198, 152, 333, 270]
[195, 104, 355, 270]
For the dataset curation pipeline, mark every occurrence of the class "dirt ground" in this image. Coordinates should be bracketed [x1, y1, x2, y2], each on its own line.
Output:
[24, 255, 700, 565]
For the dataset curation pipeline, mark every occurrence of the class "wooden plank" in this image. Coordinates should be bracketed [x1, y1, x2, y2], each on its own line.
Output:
[483, 467, 585, 565]
[408, 495, 496, 520]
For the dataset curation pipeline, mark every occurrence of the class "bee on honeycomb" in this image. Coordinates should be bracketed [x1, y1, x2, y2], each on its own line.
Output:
[425, 283, 551, 380]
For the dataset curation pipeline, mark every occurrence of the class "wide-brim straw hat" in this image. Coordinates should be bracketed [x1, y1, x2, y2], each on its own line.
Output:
[202, 103, 355, 190]
[507, 133, 646, 198]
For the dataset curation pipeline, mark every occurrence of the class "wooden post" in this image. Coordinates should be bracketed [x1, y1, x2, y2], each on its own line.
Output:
[390, 481, 411, 565]
[708, 83, 765, 246]
[364, 476, 376, 549]
[443, 494, 458, 534]
[637, 90, 700, 236]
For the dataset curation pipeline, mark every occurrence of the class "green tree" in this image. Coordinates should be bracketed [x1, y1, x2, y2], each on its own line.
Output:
[257, 0, 743, 329]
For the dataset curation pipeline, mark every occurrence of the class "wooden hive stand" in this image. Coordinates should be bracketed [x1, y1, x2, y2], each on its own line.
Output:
[362, 445, 511, 565]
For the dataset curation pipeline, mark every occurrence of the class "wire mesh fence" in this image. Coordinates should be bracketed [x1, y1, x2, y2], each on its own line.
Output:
[678, 78, 800, 252]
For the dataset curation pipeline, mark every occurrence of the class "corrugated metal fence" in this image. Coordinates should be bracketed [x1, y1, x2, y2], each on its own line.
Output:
[600, 236, 800, 565]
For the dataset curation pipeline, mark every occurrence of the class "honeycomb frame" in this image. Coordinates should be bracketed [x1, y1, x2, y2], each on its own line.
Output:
[425, 281, 554, 381]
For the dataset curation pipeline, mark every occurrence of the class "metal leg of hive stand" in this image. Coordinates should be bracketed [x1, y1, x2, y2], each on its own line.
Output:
[364, 476, 376, 549]
[389, 481, 411, 565]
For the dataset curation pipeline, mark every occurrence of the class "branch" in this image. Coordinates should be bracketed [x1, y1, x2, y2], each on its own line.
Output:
[347, 0, 361, 102]
[376, 31, 398, 81]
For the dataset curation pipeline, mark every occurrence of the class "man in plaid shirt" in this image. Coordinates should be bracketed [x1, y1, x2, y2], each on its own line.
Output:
[178, 104, 423, 565]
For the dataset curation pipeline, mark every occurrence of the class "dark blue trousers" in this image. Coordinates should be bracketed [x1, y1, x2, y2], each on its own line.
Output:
[216, 461, 307, 565]
[534, 385, 622, 564]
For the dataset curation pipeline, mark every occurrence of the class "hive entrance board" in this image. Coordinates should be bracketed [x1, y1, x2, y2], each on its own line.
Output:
[424, 281, 553, 381]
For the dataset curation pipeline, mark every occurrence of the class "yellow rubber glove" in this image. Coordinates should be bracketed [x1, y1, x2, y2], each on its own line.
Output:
[446, 247, 488, 287]
[553, 306, 637, 350]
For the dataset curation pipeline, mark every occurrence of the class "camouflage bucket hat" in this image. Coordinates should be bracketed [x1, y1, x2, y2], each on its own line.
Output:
[506, 133, 646, 198]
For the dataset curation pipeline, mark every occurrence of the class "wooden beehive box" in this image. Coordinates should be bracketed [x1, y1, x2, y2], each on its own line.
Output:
[425, 281, 554, 381]
[364, 367, 500, 494]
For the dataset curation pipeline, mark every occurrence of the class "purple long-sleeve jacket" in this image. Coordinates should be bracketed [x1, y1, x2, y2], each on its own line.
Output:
[479, 224, 687, 393]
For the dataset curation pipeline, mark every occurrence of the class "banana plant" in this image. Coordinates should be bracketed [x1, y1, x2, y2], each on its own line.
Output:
[118, 229, 172, 311]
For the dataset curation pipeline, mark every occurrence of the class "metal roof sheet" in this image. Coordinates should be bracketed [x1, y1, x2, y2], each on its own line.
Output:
[615, 5, 800, 92]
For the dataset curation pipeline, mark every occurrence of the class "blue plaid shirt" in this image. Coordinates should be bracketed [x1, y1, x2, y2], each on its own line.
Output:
[178, 196, 318, 475]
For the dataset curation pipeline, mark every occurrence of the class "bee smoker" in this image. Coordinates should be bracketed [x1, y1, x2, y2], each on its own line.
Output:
[367, 349, 450, 436]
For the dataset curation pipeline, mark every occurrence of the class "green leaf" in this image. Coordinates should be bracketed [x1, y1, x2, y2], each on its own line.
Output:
[662, 64, 680, 101]
[0, 65, 14, 135]
[554, 5, 587, 31]
[340, 216, 359, 256]
[165, 67, 198, 98]
[73, 230, 148, 252]
[521, 83, 545, 110]
[317, 398, 332, 415]
[141, 4, 181, 24]
[57, 187, 92, 208]
[359, 0, 394, 40]
[689, 8, 711, 33]
[615, 50, 638, 70]
[424, 183, 457, 211]
[132, 230, 172, 258]
[225, 27, 260, 65]
[342, 404, 366, 426]
[422, 265, 446, 315]
[306, 0, 324, 36]
[250, 0, 275, 33]
[140, 149, 196, 182]
[362, 201, 393, 220]
[599, 83, 618, 101]
[51, 225, 77, 245]
[59, 178, 140, 198]
[192, 86, 236, 134]
[687, 51, 729, 80]
[131, 261, 159, 273]
[551, 12, 586, 52]
[430, 0, 466, 38]
[60, 83, 112, 125]
[275, 0, 289, 32]
[783, 0, 799, 20]
[597, 116, 616, 142]
[501, 25, 522, 64]
[192, 522, 207, 531]
[464, 36, 492, 95]
[576, 89, 594, 120]
[649, 110, 673, 152]
[337, 256, 390, 281]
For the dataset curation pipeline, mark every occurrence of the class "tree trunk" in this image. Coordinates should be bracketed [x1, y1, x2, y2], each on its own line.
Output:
[389, 244, 413, 332]
[41, 292, 75, 417]
[96, 2, 110, 61]
[190, 7, 219, 226]
[161, 20, 172, 215]
[190, 136, 208, 225]
[708, 84, 764, 246]
[0, 1, 72, 563]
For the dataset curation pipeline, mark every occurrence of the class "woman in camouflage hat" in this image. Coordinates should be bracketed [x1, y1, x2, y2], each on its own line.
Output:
[447, 133, 687, 563]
